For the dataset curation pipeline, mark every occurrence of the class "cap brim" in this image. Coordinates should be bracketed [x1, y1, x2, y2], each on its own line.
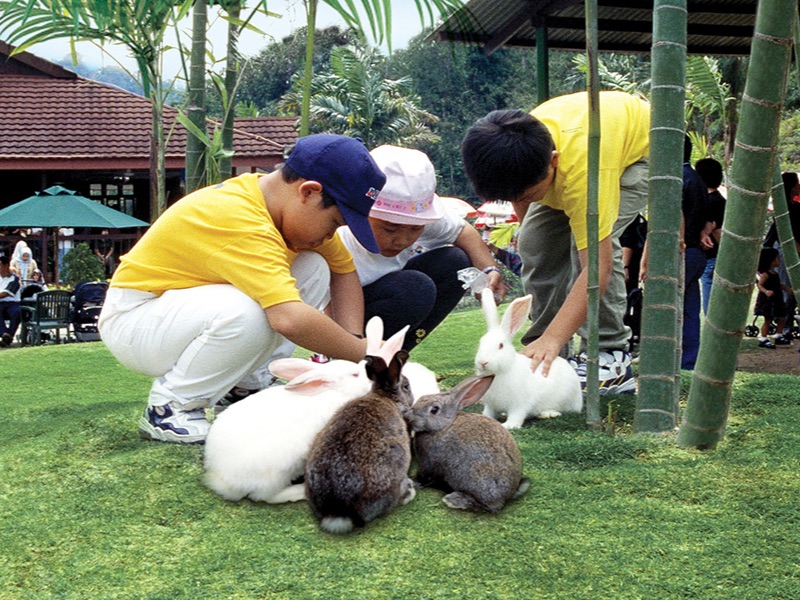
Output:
[338, 202, 380, 253]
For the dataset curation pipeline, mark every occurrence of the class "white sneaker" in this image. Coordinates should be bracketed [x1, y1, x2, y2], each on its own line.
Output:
[570, 349, 636, 395]
[139, 403, 210, 444]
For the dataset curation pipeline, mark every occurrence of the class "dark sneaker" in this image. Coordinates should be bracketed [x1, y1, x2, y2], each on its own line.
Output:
[139, 404, 210, 444]
[758, 339, 776, 349]
[571, 350, 636, 395]
[0, 333, 11, 347]
[773, 335, 791, 345]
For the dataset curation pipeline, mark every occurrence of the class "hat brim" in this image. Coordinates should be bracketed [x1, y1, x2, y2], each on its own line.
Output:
[338, 202, 380, 253]
[369, 194, 447, 226]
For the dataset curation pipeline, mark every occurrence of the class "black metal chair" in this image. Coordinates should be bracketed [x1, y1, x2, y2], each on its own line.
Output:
[20, 289, 73, 346]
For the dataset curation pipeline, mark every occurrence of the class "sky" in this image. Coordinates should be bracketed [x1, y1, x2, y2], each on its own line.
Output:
[26, 0, 440, 79]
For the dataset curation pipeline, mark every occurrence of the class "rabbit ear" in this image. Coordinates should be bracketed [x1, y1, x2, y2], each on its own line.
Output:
[365, 316, 384, 355]
[268, 358, 317, 381]
[376, 325, 410, 364]
[448, 375, 496, 409]
[500, 294, 532, 336]
[282, 367, 352, 395]
[481, 290, 499, 329]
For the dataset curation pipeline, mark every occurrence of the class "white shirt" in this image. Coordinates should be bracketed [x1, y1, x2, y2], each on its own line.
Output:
[338, 210, 466, 286]
[0, 272, 21, 303]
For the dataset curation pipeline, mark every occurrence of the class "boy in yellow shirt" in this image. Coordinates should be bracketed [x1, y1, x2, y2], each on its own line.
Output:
[99, 134, 385, 443]
[461, 91, 650, 394]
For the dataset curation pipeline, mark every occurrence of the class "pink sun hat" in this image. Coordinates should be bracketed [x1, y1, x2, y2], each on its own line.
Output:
[369, 145, 446, 225]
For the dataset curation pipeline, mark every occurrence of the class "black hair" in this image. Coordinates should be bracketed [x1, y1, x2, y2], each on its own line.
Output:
[683, 134, 693, 163]
[0, 254, 9, 266]
[461, 109, 555, 200]
[758, 246, 779, 273]
[782, 171, 799, 200]
[280, 163, 337, 208]
[695, 158, 723, 189]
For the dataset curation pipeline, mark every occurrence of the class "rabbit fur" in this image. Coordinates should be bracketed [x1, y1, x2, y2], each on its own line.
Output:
[365, 317, 439, 402]
[202, 324, 408, 504]
[407, 375, 530, 513]
[305, 350, 416, 534]
[475, 293, 582, 429]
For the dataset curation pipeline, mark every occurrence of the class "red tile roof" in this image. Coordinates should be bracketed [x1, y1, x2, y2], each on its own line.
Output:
[0, 41, 298, 171]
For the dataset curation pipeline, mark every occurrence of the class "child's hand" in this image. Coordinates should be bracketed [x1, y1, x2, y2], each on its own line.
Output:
[520, 336, 563, 378]
[766, 290, 774, 297]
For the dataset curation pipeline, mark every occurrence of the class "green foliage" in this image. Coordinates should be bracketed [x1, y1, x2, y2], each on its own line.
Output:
[779, 110, 800, 172]
[279, 44, 439, 148]
[234, 25, 354, 115]
[60, 242, 105, 287]
[3, 321, 800, 598]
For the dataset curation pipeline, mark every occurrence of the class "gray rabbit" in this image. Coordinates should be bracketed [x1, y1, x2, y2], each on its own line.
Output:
[406, 375, 531, 513]
[305, 350, 416, 534]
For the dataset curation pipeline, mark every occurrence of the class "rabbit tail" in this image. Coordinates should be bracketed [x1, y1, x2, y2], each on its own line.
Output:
[320, 516, 356, 535]
[513, 477, 532, 500]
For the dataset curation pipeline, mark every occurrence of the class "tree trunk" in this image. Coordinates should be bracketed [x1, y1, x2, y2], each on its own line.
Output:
[219, 1, 241, 180]
[584, 0, 601, 428]
[300, 0, 319, 138]
[185, 0, 208, 194]
[677, 0, 796, 449]
[634, 0, 687, 432]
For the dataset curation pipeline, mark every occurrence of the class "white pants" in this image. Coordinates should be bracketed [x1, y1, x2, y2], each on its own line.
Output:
[98, 252, 330, 410]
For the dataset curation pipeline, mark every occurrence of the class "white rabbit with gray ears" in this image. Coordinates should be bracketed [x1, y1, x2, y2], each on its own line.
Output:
[475, 293, 582, 429]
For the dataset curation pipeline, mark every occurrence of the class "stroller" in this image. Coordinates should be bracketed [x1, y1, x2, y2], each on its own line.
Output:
[71, 281, 108, 342]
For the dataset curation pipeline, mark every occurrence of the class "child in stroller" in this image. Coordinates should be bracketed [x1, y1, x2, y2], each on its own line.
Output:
[71, 281, 108, 342]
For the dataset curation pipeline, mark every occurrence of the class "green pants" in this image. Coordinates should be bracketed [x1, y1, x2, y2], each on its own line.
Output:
[518, 159, 649, 354]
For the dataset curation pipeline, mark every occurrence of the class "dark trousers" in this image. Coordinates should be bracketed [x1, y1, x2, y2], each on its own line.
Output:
[682, 247, 708, 370]
[0, 301, 21, 338]
[363, 246, 471, 351]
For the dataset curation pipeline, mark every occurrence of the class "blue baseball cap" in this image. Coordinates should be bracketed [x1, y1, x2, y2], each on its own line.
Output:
[285, 134, 386, 253]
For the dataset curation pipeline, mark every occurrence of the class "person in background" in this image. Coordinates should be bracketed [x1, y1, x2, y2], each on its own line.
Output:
[754, 246, 791, 348]
[679, 136, 711, 370]
[461, 91, 650, 394]
[98, 134, 385, 444]
[10, 243, 38, 283]
[695, 158, 726, 315]
[0, 254, 21, 347]
[339, 145, 506, 351]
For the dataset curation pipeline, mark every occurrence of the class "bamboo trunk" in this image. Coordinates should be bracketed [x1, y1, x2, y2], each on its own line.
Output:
[677, 0, 796, 449]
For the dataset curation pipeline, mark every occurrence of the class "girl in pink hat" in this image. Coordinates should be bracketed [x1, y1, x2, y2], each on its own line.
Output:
[338, 145, 506, 350]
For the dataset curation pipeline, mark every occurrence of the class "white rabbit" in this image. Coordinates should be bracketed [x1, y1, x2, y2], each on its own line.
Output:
[203, 325, 408, 504]
[474, 293, 583, 429]
[365, 316, 439, 402]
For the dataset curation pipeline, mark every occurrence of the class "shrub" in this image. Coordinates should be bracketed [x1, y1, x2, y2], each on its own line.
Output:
[60, 242, 105, 288]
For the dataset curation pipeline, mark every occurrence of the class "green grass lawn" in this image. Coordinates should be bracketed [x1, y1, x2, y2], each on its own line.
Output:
[2, 307, 800, 599]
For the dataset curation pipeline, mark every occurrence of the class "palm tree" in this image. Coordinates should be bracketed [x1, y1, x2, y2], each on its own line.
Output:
[279, 44, 438, 148]
[0, 0, 193, 222]
[185, 0, 208, 193]
[677, 0, 796, 450]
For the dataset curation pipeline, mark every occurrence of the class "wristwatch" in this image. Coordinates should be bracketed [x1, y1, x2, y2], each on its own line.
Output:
[482, 266, 502, 276]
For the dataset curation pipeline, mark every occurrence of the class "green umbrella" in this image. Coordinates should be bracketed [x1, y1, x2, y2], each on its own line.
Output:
[0, 186, 148, 281]
[0, 185, 149, 229]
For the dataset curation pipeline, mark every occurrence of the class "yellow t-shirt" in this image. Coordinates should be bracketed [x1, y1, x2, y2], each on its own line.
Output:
[111, 173, 355, 309]
[532, 91, 650, 250]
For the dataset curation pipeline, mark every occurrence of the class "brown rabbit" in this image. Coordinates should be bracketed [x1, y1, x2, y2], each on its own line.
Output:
[305, 351, 415, 534]
[406, 375, 530, 513]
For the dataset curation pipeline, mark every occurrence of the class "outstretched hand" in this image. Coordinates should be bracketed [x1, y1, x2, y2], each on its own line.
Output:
[520, 336, 563, 378]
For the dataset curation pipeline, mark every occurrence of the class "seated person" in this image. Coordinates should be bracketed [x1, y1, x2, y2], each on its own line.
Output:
[11, 244, 38, 284]
[98, 134, 386, 444]
[0, 254, 22, 347]
[338, 145, 506, 350]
